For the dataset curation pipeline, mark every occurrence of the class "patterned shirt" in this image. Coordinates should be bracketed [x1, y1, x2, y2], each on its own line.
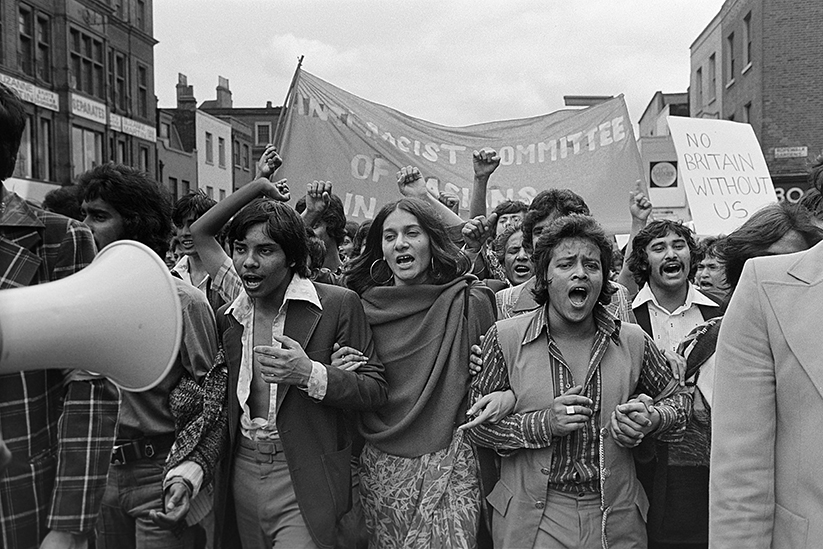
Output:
[0, 189, 119, 540]
[467, 304, 689, 493]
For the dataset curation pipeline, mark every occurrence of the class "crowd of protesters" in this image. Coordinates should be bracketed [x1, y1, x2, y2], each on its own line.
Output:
[2, 79, 823, 549]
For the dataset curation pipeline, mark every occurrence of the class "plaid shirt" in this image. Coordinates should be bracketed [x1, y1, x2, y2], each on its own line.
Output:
[467, 304, 688, 493]
[0, 189, 119, 546]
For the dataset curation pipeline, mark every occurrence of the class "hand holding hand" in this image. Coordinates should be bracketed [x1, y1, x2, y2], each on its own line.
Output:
[255, 144, 283, 179]
[459, 390, 517, 431]
[473, 148, 501, 179]
[148, 480, 192, 530]
[609, 394, 659, 448]
[331, 342, 367, 372]
[462, 213, 498, 253]
[396, 166, 429, 199]
[254, 335, 313, 387]
[549, 386, 594, 437]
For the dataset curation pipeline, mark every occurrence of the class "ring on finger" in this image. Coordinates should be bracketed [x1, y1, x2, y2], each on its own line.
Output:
[565, 405, 575, 416]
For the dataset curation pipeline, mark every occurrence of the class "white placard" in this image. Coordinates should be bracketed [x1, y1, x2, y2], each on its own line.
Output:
[667, 116, 777, 235]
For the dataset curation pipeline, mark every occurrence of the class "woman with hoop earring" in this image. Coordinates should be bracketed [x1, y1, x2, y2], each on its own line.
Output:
[345, 196, 496, 548]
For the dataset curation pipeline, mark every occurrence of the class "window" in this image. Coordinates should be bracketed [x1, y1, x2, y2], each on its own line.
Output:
[36, 16, 50, 82]
[255, 122, 271, 145]
[182, 180, 191, 195]
[137, 65, 148, 118]
[218, 137, 226, 167]
[136, 0, 146, 31]
[219, 189, 226, 201]
[205, 132, 213, 163]
[726, 33, 735, 84]
[71, 126, 103, 177]
[169, 177, 178, 201]
[744, 102, 752, 124]
[206, 186, 214, 199]
[37, 118, 52, 180]
[19, 6, 33, 76]
[695, 67, 703, 108]
[13, 116, 32, 178]
[709, 54, 717, 100]
[160, 122, 170, 139]
[108, 50, 127, 111]
[69, 28, 104, 98]
[233, 140, 240, 167]
[743, 13, 752, 68]
[139, 146, 149, 172]
[117, 140, 127, 164]
[242, 144, 250, 170]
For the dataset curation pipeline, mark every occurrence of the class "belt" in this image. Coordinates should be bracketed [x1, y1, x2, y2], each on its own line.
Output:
[111, 433, 176, 465]
[238, 437, 284, 454]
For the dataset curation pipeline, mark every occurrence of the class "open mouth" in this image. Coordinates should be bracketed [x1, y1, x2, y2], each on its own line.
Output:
[242, 274, 264, 290]
[569, 286, 589, 306]
[513, 264, 531, 276]
[661, 262, 683, 276]
[396, 254, 414, 267]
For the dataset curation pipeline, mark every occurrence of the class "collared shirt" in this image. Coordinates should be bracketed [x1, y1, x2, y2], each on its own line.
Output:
[0, 189, 119, 535]
[226, 274, 328, 441]
[632, 284, 718, 353]
[211, 254, 242, 304]
[467, 304, 687, 493]
[172, 255, 210, 295]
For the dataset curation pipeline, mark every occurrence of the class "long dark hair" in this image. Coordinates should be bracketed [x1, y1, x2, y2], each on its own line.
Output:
[345, 197, 470, 295]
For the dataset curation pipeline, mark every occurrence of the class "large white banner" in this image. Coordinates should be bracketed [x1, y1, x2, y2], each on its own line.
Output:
[668, 116, 777, 235]
[277, 70, 645, 234]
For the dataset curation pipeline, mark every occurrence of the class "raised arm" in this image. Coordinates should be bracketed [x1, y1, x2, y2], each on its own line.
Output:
[397, 166, 465, 226]
[191, 146, 288, 282]
[469, 148, 500, 219]
[616, 180, 652, 295]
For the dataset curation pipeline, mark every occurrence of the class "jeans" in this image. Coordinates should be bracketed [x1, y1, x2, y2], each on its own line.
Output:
[97, 457, 195, 549]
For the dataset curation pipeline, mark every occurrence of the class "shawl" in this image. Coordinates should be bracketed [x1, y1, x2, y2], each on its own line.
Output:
[360, 275, 495, 458]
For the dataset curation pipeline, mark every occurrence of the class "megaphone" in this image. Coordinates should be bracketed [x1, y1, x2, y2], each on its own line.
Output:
[0, 240, 182, 392]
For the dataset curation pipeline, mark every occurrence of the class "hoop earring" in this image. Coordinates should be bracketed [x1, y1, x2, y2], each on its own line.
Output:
[430, 257, 440, 279]
[369, 258, 394, 285]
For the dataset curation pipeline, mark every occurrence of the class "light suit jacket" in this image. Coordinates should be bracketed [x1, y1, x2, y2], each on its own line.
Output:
[710, 241, 823, 548]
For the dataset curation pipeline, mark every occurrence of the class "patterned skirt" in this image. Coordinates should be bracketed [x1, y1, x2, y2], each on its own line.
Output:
[359, 429, 480, 549]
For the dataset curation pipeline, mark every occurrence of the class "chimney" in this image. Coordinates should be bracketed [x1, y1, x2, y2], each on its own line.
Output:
[176, 73, 197, 111]
[216, 76, 232, 108]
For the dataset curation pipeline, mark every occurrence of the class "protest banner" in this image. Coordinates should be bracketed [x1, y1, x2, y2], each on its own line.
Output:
[276, 69, 644, 234]
[667, 116, 777, 235]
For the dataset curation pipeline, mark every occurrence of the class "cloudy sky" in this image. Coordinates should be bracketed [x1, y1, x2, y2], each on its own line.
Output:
[154, 1, 722, 129]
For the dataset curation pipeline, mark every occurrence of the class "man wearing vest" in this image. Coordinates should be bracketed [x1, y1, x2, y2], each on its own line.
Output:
[466, 214, 690, 548]
[626, 219, 721, 549]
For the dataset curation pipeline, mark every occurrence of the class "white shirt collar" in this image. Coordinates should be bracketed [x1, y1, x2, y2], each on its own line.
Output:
[225, 273, 322, 324]
[632, 283, 716, 313]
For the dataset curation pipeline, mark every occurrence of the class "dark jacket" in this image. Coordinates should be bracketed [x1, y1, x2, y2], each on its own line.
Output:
[213, 281, 388, 549]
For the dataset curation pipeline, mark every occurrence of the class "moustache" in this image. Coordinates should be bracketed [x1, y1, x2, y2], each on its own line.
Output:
[659, 260, 684, 275]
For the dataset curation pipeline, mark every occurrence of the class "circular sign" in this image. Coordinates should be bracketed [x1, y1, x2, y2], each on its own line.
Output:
[651, 162, 677, 188]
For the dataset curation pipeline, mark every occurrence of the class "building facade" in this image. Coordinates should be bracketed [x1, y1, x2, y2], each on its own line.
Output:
[690, 0, 823, 202]
[1, 0, 157, 203]
[197, 78, 282, 190]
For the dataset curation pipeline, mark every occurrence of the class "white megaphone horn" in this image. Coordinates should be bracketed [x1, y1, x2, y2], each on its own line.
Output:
[0, 240, 182, 392]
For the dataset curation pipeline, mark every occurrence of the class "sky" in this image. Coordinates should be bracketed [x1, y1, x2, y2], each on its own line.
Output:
[154, 1, 723, 129]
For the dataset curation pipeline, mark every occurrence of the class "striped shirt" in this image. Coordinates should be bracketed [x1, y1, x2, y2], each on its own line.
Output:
[467, 304, 688, 494]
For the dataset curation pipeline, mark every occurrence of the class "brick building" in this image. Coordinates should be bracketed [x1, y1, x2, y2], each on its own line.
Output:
[158, 73, 233, 202]
[1, 0, 157, 203]
[690, 0, 823, 202]
[197, 78, 282, 190]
